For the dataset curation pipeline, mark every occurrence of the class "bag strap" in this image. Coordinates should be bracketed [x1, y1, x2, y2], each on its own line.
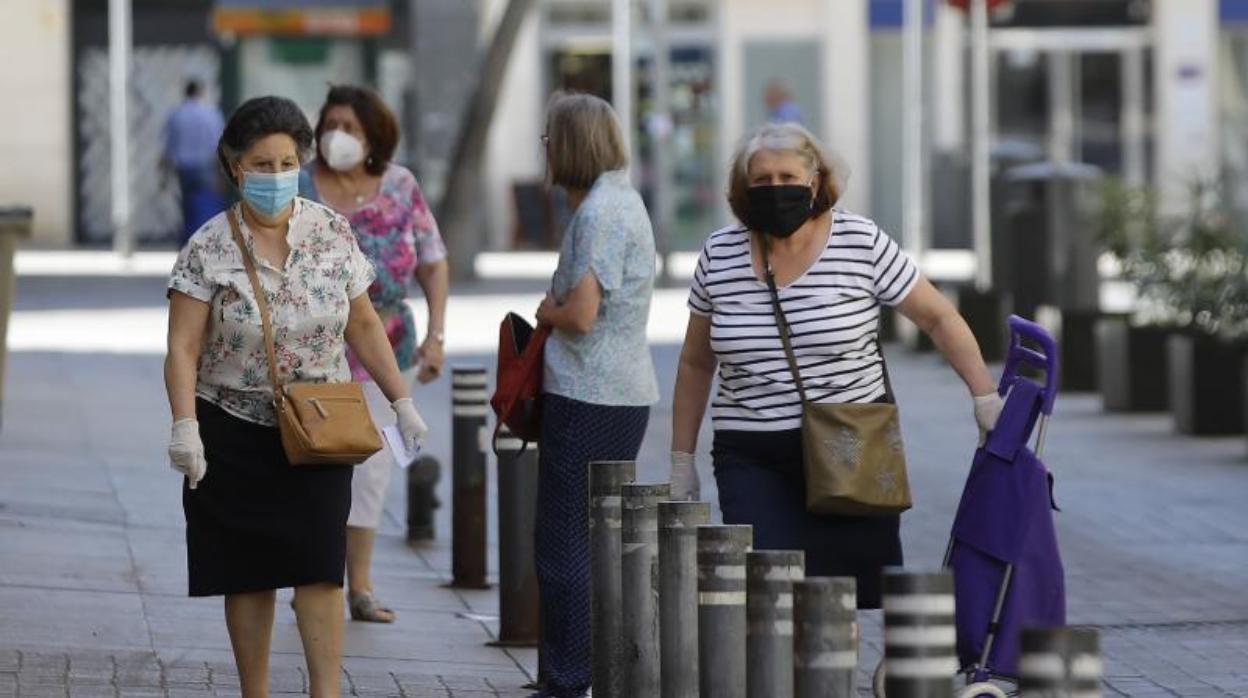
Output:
[226, 207, 284, 408]
[758, 234, 895, 404]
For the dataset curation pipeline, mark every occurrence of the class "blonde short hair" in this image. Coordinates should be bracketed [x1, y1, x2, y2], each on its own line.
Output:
[726, 122, 849, 225]
[545, 92, 629, 190]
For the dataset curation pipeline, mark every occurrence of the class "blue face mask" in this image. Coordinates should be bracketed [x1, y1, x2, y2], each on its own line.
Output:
[240, 169, 300, 218]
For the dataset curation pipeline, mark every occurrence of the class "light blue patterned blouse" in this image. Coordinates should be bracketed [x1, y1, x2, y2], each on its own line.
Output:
[544, 170, 660, 407]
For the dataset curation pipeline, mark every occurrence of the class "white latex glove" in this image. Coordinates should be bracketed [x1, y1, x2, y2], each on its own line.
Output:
[169, 418, 207, 490]
[973, 392, 1006, 445]
[670, 451, 701, 501]
[392, 397, 429, 452]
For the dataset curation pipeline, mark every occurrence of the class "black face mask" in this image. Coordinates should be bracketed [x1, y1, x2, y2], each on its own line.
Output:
[745, 184, 814, 238]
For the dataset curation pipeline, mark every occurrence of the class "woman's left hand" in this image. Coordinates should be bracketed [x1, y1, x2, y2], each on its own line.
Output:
[391, 398, 430, 451]
[417, 335, 444, 384]
[535, 292, 557, 328]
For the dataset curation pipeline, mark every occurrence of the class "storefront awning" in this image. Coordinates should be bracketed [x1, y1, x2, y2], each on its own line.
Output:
[212, 0, 391, 37]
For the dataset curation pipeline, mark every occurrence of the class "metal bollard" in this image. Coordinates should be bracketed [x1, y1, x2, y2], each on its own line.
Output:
[0, 207, 32, 434]
[405, 456, 441, 544]
[490, 427, 539, 646]
[590, 461, 636, 698]
[449, 366, 490, 589]
[882, 569, 957, 697]
[1020, 627, 1102, 698]
[622, 483, 670, 698]
[746, 550, 804, 698]
[697, 524, 753, 698]
[659, 500, 709, 698]
[793, 577, 858, 698]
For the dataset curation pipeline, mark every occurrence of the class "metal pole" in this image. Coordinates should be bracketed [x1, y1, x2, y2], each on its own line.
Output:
[882, 569, 957, 697]
[746, 550, 804, 698]
[970, 0, 993, 290]
[793, 577, 858, 698]
[1121, 46, 1147, 188]
[491, 427, 539, 646]
[902, 0, 926, 260]
[659, 500, 710, 698]
[109, 0, 133, 258]
[1048, 51, 1075, 165]
[406, 455, 441, 544]
[622, 483, 670, 697]
[449, 366, 489, 589]
[612, 0, 634, 164]
[590, 461, 636, 698]
[649, 0, 674, 285]
[697, 524, 753, 698]
[1020, 627, 1102, 698]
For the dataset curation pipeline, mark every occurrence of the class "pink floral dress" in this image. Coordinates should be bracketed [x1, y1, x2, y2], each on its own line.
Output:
[300, 164, 447, 381]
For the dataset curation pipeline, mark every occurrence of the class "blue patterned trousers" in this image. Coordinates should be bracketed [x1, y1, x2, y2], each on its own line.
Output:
[535, 393, 649, 698]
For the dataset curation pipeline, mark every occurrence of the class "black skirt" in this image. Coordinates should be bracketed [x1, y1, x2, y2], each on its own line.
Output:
[184, 398, 353, 597]
[712, 428, 903, 609]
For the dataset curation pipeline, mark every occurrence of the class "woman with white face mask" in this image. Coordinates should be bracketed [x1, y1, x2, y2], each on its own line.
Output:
[300, 85, 449, 624]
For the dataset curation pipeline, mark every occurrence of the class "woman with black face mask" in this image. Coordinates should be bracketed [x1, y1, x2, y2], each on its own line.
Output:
[668, 122, 1004, 609]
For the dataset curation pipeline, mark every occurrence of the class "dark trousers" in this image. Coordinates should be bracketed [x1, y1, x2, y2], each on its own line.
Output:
[176, 164, 224, 244]
[535, 393, 649, 697]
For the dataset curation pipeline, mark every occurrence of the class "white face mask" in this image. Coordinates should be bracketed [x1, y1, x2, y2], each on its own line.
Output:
[320, 129, 366, 172]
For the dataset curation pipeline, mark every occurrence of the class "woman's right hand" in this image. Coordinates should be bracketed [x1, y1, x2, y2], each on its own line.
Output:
[670, 451, 701, 501]
[169, 418, 207, 490]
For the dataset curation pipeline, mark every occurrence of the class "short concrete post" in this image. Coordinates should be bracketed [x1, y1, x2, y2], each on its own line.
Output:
[491, 427, 539, 646]
[794, 577, 858, 698]
[449, 366, 490, 588]
[589, 461, 635, 698]
[659, 500, 709, 698]
[746, 550, 804, 698]
[697, 524, 753, 698]
[0, 207, 32, 434]
[882, 569, 957, 697]
[622, 483, 669, 698]
[1020, 627, 1102, 698]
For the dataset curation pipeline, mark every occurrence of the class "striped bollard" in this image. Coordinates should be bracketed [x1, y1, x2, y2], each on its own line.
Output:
[659, 501, 710, 698]
[882, 569, 957, 697]
[746, 550, 804, 698]
[622, 483, 670, 698]
[794, 577, 858, 698]
[449, 366, 490, 589]
[697, 524, 753, 698]
[590, 461, 636, 698]
[489, 427, 539, 646]
[1020, 627, 1102, 698]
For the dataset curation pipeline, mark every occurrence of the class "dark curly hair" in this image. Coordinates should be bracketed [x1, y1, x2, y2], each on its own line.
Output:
[314, 84, 398, 176]
[217, 96, 314, 186]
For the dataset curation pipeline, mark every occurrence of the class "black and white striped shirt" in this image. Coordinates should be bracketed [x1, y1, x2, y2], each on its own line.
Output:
[688, 211, 919, 432]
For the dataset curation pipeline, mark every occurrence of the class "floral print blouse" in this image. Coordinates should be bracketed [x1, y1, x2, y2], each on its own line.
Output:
[300, 163, 447, 381]
[168, 198, 376, 426]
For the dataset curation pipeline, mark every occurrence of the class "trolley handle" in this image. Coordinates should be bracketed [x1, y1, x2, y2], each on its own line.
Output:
[998, 315, 1059, 416]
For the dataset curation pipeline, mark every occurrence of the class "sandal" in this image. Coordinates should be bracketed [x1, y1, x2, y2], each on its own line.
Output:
[348, 591, 396, 623]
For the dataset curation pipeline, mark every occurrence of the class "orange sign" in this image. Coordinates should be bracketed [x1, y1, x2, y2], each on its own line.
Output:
[212, 7, 391, 36]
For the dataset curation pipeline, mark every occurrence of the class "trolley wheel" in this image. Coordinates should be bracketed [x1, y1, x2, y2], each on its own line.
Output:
[872, 660, 886, 697]
[959, 681, 1009, 698]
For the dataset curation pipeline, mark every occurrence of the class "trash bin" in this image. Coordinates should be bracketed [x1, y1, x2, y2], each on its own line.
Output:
[995, 161, 1103, 319]
[0, 207, 33, 433]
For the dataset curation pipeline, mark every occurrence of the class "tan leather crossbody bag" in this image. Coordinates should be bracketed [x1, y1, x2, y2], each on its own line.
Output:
[760, 237, 912, 516]
[226, 209, 382, 466]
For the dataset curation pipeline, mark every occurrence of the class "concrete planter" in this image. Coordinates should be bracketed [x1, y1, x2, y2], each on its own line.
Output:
[1095, 318, 1170, 412]
[954, 285, 1011, 363]
[1167, 333, 1246, 436]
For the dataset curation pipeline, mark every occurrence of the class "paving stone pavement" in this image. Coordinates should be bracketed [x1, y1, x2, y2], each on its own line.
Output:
[4, 274, 1248, 696]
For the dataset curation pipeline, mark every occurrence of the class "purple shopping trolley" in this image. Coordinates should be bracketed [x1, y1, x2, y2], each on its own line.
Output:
[947, 315, 1067, 694]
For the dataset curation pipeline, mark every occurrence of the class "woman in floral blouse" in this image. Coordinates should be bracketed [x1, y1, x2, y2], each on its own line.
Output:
[164, 95, 430, 697]
[300, 84, 449, 623]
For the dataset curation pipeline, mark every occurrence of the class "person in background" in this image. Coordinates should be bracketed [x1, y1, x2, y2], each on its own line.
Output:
[669, 122, 1003, 609]
[164, 80, 225, 244]
[532, 92, 659, 698]
[764, 78, 805, 125]
[300, 84, 449, 624]
[164, 95, 429, 697]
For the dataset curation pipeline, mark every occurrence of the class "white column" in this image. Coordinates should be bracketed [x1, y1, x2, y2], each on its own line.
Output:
[822, 0, 870, 213]
[612, 0, 634, 161]
[109, 0, 132, 257]
[1047, 51, 1075, 164]
[1153, 0, 1219, 213]
[970, 0, 992, 290]
[1121, 46, 1147, 187]
[932, 3, 965, 152]
[650, 0, 674, 278]
[902, 0, 926, 257]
